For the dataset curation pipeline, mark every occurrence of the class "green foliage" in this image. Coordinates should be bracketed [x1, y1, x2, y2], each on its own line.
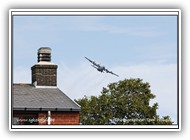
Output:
[75, 78, 173, 125]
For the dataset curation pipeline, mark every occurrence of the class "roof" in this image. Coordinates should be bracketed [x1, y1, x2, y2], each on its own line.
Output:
[13, 84, 80, 111]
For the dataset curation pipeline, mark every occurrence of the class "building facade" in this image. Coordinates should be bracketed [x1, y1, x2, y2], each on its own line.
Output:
[13, 47, 80, 125]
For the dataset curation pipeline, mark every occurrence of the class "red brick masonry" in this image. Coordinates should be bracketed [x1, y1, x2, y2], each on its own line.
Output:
[51, 111, 79, 125]
[13, 111, 79, 125]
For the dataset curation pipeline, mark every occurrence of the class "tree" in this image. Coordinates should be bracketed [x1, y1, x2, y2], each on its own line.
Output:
[75, 78, 173, 125]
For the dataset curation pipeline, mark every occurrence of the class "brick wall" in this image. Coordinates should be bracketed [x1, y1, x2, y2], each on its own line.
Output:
[38, 112, 48, 125]
[13, 111, 38, 125]
[13, 111, 79, 125]
[51, 111, 79, 125]
[31, 65, 57, 86]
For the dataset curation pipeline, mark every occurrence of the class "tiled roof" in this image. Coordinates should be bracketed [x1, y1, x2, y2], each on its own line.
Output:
[13, 84, 80, 111]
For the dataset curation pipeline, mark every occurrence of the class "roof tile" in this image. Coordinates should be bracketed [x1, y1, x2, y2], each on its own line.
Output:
[13, 84, 80, 111]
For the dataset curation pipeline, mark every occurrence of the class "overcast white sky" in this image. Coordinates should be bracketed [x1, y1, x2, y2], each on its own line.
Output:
[13, 14, 178, 124]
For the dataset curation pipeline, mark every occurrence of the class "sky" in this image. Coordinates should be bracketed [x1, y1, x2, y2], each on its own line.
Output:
[13, 15, 178, 124]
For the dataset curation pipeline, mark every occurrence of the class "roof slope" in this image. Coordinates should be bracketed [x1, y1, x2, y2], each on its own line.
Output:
[13, 84, 80, 111]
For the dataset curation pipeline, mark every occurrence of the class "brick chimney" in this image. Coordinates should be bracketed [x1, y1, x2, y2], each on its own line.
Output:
[31, 47, 58, 87]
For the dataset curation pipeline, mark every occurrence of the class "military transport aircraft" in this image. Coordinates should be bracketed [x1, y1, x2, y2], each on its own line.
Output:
[85, 57, 119, 77]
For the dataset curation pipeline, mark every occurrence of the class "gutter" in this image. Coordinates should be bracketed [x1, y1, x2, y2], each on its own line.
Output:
[13, 107, 80, 111]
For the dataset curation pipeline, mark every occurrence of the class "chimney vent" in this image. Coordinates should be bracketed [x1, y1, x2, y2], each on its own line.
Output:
[38, 47, 51, 62]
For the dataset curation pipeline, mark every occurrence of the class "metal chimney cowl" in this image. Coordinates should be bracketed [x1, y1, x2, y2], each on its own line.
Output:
[38, 47, 51, 62]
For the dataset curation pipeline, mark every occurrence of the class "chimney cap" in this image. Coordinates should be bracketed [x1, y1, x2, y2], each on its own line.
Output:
[38, 47, 51, 54]
[38, 47, 51, 62]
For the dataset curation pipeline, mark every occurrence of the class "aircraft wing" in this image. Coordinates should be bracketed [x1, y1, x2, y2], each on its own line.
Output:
[85, 57, 93, 63]
[105, 68, 119, 77]
[85, 57, 100, 67]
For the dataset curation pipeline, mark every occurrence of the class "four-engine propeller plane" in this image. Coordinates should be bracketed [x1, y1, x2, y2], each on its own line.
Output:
[85, 57, 119, 77]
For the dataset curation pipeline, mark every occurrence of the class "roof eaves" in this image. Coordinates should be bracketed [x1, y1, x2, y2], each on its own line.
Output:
[13, 107, 80, 112]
